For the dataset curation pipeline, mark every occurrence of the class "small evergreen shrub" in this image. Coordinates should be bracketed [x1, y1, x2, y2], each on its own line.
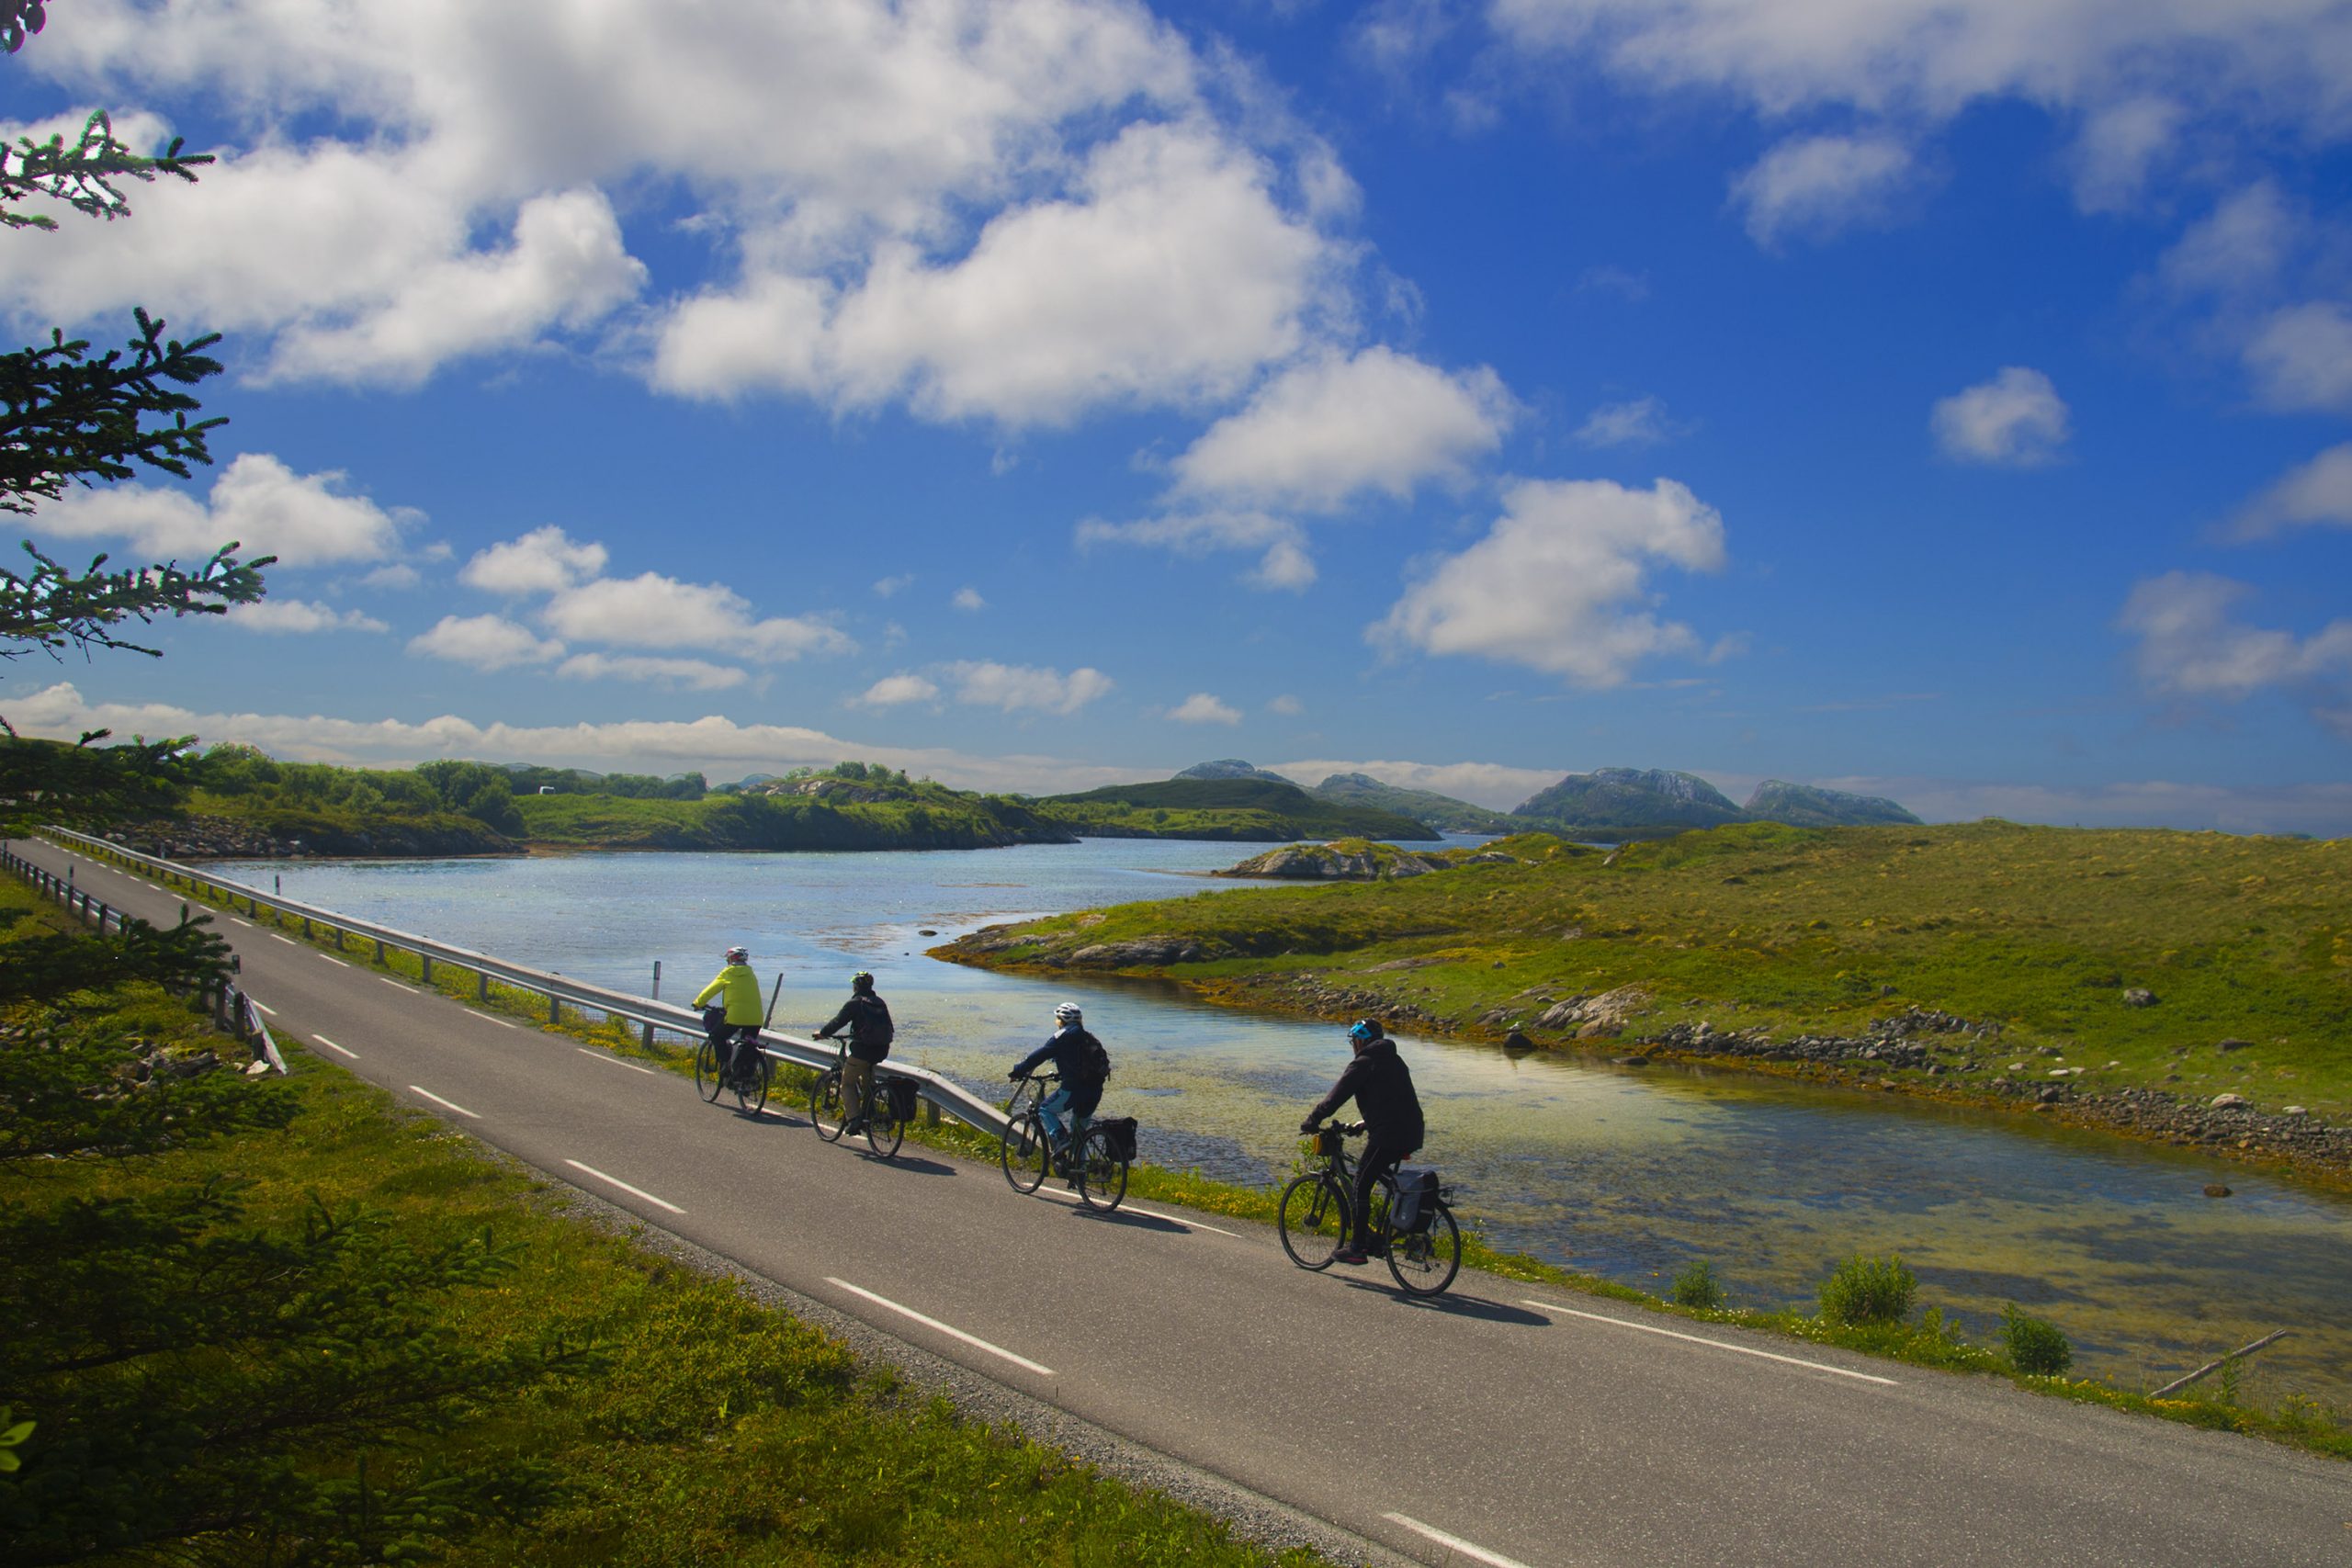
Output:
[1817, 1254, 1917, 1325]
[2001, 1304, 2073, 1376]
[1669, 1259, 1725, 1309]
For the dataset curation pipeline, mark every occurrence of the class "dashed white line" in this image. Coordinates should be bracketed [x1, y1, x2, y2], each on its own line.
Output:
[577, 1047, 658, 1076]
[1029, 1186, 1238, 1236]
[1383, 1513, 1536, 1568]
[1521, 1300, 1898, 1386]
[564, 1158, 684, 1214]
[270, 933, 299, 946]
[408, 1085, 481, 1120]
[311, 1036, 358, 1060]
[379, 976, 410, 991]
[474, 1013, 520, 1030]
[824, 1278, 1055, 1377]
[317, 953, 350, 968]
[228, 917, 253, 928]
[250, 1000, 277, 1018]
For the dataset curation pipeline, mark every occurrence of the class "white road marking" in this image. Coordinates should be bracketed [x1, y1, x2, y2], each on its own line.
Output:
[1029, 1186, 1239, 1236]
[564, 1158, 684, 1214]
[270, 933, 299, 946]
[250, 1001, 277, 1018]
[578, 1047, 658, 1077]
[1521, 1300, 1898, 1387]
[317, 953, 350, 968]
[229, 917, 253, 928]
[1383, 1513, 1537, 1568]
[474, 1013, 520, 1030]
[311, 1036, 358, 1060]
[379, 976, 410, 991]
[408, 1085, 481, 1120]
[824, 1277, 1055, 1377]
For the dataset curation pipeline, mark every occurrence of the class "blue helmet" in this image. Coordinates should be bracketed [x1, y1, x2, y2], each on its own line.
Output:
[1348, 1019, 1382, 1044]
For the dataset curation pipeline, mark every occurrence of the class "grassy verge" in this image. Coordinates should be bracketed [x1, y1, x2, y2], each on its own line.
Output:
[51, 846, 2352, 1462]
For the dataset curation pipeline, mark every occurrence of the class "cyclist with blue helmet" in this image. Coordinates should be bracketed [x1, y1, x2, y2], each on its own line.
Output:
[1301, 1018, 1425, 1266]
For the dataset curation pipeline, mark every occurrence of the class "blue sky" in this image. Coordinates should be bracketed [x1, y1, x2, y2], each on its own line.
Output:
[6, 1, 2351, 832]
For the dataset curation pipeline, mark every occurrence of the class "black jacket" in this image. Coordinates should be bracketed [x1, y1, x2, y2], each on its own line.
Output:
[1304, 1036, 1423, 1150]
[817, 992, 893, 1062]
[1013, 1024, 1106, 1089]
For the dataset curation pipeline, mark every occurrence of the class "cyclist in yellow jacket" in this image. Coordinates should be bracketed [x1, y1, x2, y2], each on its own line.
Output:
[694, 945, 764, 1088]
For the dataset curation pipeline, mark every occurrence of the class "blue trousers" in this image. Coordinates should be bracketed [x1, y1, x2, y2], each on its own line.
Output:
[1036, 1082, 1101, 1147]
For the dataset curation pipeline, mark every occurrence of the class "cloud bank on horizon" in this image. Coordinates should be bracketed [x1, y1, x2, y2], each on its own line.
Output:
[3, 0, 2348, 833]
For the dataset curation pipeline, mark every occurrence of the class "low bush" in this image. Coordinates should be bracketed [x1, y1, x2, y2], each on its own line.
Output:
[1818, 1254, 1917, 1326]
[1669, 1259, 1726, 1309]
[2001, 1304, 2074, 1376]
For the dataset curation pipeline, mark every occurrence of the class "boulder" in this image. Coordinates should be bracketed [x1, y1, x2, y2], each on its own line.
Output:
[2210, 1093, 2249, 1109]
[2216, 1038, 2255, 1053]
[2122, 987, 2157, 1007]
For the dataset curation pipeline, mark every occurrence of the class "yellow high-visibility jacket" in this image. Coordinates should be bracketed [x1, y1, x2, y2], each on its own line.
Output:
[695, 963, 763, 1025]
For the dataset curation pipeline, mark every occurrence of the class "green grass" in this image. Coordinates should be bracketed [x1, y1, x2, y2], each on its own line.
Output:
[940, 820, 2352, 1117]
[45, 845, 2351, 1462]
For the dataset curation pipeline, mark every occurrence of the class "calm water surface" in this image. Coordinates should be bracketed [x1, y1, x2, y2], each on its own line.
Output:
[211, 842, 2352, 1406]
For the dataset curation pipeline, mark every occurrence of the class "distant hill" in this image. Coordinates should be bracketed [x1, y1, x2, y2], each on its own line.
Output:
[1512, 768, 1747, 840]
[1174, 759, 1298, 785]
[1744, 780, 1923, 829]
[1036, 776, 1438, 841]
[1310, 773, 1518, 835]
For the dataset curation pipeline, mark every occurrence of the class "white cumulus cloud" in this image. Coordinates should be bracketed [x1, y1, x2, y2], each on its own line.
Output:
[30, 453, 413, 566]
[2242, 302, 2352, 413]
[1076, 508, 1316, 592]
[224, 598, 389, 635]
[553, 652, 747, 691]
[1729, 134, 1914, 248]
[1169, 692, 1240, 725]
[1373, 477, 1728, 686]
[2119, 571, 2352, 725]
[944, 660, 1114, 715]
[2228, 444, 2352, 541]
[1574, 396, 1676, 448]
[1931, 367, 2072, 466]
[407, 614, 565, 671]
[953, 587, 988, 612]
[458, 526, 611, 595]
[853, 673, 942, 707]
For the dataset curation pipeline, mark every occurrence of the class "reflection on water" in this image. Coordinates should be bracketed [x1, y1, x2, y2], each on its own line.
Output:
[211, 843, 2352, 1406]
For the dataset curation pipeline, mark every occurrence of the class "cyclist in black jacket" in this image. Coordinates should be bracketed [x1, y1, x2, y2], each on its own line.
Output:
[1301, 1018, 1424, 1265]
[1010, 1000, 1108, 1167]
[814, 970, 894, 1136]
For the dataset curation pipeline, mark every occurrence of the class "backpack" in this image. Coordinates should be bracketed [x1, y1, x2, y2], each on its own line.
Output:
[856, 994, 895, 1049]
[1071, 1028, 1110, 1086]
[1391, 1168, 1440, 1234]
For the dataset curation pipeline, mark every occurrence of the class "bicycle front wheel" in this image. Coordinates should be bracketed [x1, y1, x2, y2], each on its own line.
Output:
[1278, 1174, 1349, 1269]
[1001, 1112, 1050, 1193]
[808, 1067, 846, 1141]
[694, 1041, 723, 1103]
[1076, 1126, 1127, 1213]
[864, 1088, 905, 1158]
[735, 1052, 771, 1115]
[1386, 1199, 1462, 1297]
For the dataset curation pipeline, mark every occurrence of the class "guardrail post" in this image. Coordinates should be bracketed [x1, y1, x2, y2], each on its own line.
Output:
[301, 916, 312, 938]
[421, 954, 435, 985]
[548, 993, 561, 1026]
[640, 1018, 655, 1050]
[333, 927, 345, 951]
[476, 971, 490, 1004]
[375, 938, 386, 963]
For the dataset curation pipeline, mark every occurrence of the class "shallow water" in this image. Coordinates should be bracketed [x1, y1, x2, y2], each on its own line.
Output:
[211, 842, 2352, 1407]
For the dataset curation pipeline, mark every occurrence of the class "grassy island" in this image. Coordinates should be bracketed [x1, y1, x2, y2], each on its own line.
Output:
[936, 820, 2352, 1179]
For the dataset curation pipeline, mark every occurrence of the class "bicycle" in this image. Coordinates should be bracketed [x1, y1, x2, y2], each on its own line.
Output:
[807, 1038, 907, 1158]
[695, 1026, 771, 1115]
[1278, 1122, 1461, 1297]
[1001, 1070, 1127, 1213]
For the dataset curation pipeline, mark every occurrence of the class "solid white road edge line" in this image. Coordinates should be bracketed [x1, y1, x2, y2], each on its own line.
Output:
[1382, 1512, 1537, 1568]
[1522, 1301, 1898, 1387]
[824, 1277, 1056, 1377]
[563, 1158, 684, 1214]
[311, 1036, 358, 1060]
[318, 953, 350, 968]
[1029, 1186, 1240, 1236]
[577, 1047, 658, 1076]
[408, 1085, 481, 1120]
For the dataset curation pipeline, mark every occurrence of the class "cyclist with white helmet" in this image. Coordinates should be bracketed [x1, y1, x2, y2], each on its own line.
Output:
[1009, 1000, 1111, 1169]
[814, 969, 895, 1136]
[693, 945, 764, 1088]
[1301, 1018, 1425, 1266]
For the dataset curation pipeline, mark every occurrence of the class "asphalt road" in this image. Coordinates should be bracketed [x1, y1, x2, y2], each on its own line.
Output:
[20, 837, 2352, 1567]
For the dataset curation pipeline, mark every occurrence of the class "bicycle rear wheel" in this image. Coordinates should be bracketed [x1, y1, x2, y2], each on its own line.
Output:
[694, 1040, 724, 1103]
[1076, 1126, 1126, 1213]
[1278, 1174, 1348, 1269]
[735, 1051, 771, 1115]
[864, 1088, 905, 1158]
[1386, 1199, 1461, 1297]
[1001, 1111, 1050, 1193]
[808, 1067, 846, 1141]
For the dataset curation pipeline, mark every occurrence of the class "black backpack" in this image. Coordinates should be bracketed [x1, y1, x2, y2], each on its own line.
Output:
[1072, 1028, 1110, 1086]
[855, 994, 895, 1049]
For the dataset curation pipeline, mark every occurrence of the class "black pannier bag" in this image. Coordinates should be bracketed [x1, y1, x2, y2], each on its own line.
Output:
[1391, 1168, 1440, 1234]
[884, 1076, 920, 1124]
[1095, 1115, 1138, 1162]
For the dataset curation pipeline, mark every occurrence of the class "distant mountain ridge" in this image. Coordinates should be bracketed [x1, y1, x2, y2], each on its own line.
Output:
[1309, 773, 1519, 835]
[1174, 759, 1299, 785]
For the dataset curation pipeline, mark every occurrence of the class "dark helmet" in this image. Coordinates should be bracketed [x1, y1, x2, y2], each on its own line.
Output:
[1348, 1018, 1383, 1044]
[852, 970, 875, 993]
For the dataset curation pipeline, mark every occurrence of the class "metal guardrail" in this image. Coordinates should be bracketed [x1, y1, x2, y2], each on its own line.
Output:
[29, 827, 1013, 1137]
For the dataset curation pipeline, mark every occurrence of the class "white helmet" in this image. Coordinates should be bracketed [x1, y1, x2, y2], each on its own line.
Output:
[726, 946, 749, 963]
[1054, 1001, 1082, 1024]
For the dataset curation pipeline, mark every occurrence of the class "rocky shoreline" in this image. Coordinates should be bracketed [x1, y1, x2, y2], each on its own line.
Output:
[938, 925, 2352, 1188]
[109, 815, 522, 862]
